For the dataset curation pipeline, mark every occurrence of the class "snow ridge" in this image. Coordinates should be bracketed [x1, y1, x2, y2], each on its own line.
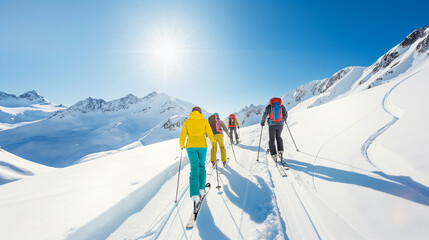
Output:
[236, 25, 429, 116]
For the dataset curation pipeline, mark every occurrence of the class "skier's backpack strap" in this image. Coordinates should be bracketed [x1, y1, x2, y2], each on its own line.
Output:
[214, 115, 222, 133]
[269, 98, 283, 122]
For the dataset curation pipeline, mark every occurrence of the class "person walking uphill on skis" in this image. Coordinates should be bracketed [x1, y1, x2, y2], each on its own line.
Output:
[208, 113, 230, 166]
[228, 114, 240, 144]
[261, 98, 288, 162]
[180, 107, 216, 210]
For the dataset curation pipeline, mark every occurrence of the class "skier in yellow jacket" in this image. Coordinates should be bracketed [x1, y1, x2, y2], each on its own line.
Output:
[180, 107, 215, 209]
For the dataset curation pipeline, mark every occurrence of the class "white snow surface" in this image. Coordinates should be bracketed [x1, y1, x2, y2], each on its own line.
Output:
[0, 148, 52, 185]
[1, 56, 429, 239]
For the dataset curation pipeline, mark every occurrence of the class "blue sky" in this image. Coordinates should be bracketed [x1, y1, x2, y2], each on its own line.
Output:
[1, 0, 428, 118]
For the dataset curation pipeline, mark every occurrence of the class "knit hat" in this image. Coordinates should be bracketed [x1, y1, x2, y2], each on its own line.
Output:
[192, 106, 202, 114]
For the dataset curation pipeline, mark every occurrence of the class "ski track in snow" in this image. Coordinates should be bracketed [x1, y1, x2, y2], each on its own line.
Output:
[360, 71, 429, 199]
[151, 130, 292, 240]
[311, 106, 379, 191]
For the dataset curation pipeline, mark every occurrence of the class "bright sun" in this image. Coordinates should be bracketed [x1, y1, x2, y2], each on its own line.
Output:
[151, 37, 183, 67]
[142, 27, 190, 74]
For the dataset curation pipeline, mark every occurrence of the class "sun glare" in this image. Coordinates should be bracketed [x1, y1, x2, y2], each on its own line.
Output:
[141, 25, 192, 75]
[151, 37, 183, 67]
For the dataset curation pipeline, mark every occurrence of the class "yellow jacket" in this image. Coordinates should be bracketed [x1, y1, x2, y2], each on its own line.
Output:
[180, 111, 215, 148]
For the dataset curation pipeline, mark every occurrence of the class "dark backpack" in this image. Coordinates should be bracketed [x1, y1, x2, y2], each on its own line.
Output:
[209, 115, 222, 134]
[269, 98, 283, 122]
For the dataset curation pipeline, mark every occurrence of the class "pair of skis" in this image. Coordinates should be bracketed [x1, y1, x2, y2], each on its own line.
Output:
[275, 159, 290, 177]
[273, 152, 290, 177]
[186, 182, 211, 229]
[267, 148, 290, 177]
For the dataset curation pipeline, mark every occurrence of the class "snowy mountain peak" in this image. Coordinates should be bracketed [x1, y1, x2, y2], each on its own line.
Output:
[400, 25, 428, 47]
[0, 91, 16, 100]
[0, 90, 53, 107]
[69, 97, 107, 113]
[142, 91, 158, 100]
[18, 90, 45, 102]
[0, 90, 49, 104]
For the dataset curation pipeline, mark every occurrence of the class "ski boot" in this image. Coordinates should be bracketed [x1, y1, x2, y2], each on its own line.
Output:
[222, 161, 227, 167]
[192, 195, 201, 213]
[271, 154, 278, 163]
[278, 151, 284, 164]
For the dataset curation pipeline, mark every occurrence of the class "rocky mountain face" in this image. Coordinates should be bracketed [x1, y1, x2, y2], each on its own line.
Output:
[236, 25, 429, 122]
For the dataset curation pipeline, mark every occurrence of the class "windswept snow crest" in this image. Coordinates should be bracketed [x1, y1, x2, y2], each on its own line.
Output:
[0, 148, 52, 185]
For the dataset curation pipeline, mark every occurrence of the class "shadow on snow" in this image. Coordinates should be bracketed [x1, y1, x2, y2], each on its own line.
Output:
[196, 198, 229, 240]
[222, 166, 274, 223]
[287, 159, 429, 206]
[236, 143, 266, 153]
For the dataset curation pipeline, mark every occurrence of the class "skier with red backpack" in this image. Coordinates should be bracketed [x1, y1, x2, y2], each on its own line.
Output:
[228, 114, 240, 144]
[261, 98, 288, 163]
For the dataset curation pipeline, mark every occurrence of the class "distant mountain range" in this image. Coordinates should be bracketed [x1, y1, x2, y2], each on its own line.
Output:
[0, 91, 208, 167]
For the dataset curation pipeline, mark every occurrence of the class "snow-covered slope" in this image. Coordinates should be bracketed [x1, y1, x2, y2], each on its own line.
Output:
[0, 92, 209, 167]
[0, 147, 52, 185]
[237, 26, 429, 123]
[0, 90, 65, 131]
[1, 26, 429, 240]
[1, 57, 428, 239]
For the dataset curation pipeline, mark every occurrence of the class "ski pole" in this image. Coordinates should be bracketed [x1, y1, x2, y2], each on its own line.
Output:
[174, 148, 184, 203]
[286, 122, 299, 152]
[230, 141, 238, 162]
[215, 160, 221, 190]
[256, 125, 263, 162]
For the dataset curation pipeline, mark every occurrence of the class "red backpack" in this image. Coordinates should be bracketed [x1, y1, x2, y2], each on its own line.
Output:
[229, 114, 236, 127]
[269, 98, 283, 122]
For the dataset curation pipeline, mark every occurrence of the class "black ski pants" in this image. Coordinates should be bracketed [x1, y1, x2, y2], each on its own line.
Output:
[229, 127, 239, 141]
[268, 124, 284, 155]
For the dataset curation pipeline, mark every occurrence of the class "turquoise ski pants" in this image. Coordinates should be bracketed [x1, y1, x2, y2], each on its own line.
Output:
[187, 147, 207, 197]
